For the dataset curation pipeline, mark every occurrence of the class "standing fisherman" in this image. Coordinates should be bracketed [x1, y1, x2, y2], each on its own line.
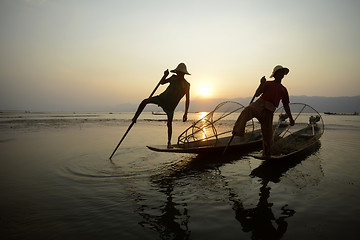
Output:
[133, 63, 191, 148]
[232, 65, 295, 158]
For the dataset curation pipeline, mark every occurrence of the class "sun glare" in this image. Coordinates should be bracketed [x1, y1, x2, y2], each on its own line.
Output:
[198, 85, 211, 98]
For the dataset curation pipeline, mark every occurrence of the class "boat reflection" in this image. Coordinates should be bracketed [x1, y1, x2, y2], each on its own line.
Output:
[137, 180, 191, 239]
[230, 141, 322, 239]
[250, 141, 322, 183]
[137, 141, 322, 239]
[137, 159, 192, 239]
[230, 181, 295, 239]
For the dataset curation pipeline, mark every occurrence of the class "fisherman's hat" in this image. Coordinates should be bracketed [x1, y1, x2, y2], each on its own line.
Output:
[171, 63, 191, 75]
[270, 65, 289, 78]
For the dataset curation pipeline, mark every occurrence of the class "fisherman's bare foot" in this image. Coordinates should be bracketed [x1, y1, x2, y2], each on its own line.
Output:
[167, 143, 174, 149]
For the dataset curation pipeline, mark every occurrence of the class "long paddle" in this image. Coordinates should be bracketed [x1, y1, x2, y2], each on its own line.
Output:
[222, 77, 265, 155]
[109, 71, 168, 159]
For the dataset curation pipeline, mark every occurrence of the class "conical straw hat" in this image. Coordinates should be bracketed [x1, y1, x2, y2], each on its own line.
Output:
[170, 63, 191, 75]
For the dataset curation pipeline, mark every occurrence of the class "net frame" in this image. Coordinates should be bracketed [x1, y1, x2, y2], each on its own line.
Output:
[177, 101, 257, 147]
[271, 103, 324, 155]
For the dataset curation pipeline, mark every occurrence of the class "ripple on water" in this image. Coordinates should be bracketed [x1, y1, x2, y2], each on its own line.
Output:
[56, 148, 158, 183]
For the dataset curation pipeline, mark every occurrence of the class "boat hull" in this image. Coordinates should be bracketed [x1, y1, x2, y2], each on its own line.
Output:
[147, 138, 262, 154]
[250, 125, 322, 160]
[250, 140, 321, 160]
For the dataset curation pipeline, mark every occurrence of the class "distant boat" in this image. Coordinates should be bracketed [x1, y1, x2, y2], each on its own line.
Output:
[324, 112, 359, 115]
[152, 111, 167, 115]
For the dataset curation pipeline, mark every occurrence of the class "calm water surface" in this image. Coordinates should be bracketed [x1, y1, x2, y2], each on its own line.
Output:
[1, 112, 359, 239]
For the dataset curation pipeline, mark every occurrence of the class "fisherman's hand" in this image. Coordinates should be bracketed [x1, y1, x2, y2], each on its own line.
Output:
[183, 113, 187, 122]
[164, 69, 169, 77]
[290, 119, 295, 126]
[261, 76, 266, 84]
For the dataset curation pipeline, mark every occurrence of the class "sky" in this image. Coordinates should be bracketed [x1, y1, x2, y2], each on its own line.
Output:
[1, 0, 359, 111]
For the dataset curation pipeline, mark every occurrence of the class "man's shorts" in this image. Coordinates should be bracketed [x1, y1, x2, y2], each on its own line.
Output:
[150, 96, 175, 119]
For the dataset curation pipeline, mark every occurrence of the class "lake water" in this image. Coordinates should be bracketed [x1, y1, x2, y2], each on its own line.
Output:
[1, 111, 359, 239]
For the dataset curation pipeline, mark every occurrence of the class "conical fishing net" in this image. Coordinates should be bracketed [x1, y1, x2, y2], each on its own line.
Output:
[177, 101, 260, 148]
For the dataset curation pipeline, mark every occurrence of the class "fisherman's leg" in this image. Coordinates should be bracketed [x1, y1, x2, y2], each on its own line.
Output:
[260, 110, 274, 157]
[166, 113, 174, 148]
[132, 98, 155, 123]
[233, 105, 256, 136]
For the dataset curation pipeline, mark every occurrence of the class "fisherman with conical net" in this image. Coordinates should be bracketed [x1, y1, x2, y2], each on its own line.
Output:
[232, 65, 295, 158]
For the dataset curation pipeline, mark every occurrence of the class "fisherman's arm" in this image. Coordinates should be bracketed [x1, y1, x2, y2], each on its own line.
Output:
[254, 76, 266, 97]
[160, 69, 170, 84]
[183, 86, 190, 122]
[284, 104, 295, 126]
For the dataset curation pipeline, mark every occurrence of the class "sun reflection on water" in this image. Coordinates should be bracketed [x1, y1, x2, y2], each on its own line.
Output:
[197, 112, 208, 120]
[195, 112, 210, 141]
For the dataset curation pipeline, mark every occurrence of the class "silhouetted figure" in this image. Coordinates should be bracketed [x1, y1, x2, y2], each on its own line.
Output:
[133, 63, 191, 148]
[232, 180, 296, 240]
[233, 65, 295, 158]
[138, 171, 191, 239]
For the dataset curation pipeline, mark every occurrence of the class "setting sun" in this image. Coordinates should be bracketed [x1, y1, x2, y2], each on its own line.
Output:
[198, 85, 212, 98]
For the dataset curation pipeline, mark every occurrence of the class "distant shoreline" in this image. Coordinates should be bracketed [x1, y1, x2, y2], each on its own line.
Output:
[1, 95, 359, 113]
[324, 112, 359, 116]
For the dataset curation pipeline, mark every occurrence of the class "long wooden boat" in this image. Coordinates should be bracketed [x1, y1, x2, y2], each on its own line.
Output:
[251, 103, 324, 160]
[147, 102, 324, 159]
[250, 126, 322, 160]
[147, 101, 263, 154]
[147, 129, 262, 154]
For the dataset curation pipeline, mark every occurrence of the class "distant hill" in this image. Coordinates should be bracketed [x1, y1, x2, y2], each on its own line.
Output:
[123, 95, 360, 113]
[288, 95, 360, 113]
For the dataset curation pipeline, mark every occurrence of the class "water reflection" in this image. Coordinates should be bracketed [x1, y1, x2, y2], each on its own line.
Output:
[137, 182, 191, 240]
[250, 141, 322, 183]
[230, 181, 295, 239]
[231, 141, 322, 239]
[137, 141, 322, 239]
[136, 158, 194, 240]
[196, 111, 208, 120]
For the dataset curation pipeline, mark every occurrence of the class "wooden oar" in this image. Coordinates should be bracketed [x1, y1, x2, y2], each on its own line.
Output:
[222, 77, 265, 155]
[109, 71, 167, 160]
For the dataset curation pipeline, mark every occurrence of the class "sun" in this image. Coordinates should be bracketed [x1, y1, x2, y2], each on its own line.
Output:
[198, 85, 212, 98]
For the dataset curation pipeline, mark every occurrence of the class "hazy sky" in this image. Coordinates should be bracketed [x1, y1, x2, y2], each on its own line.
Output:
[1, 0, 359, 111]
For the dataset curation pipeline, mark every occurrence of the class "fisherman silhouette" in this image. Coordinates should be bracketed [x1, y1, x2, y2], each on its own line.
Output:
[133, 63, 190, 148]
